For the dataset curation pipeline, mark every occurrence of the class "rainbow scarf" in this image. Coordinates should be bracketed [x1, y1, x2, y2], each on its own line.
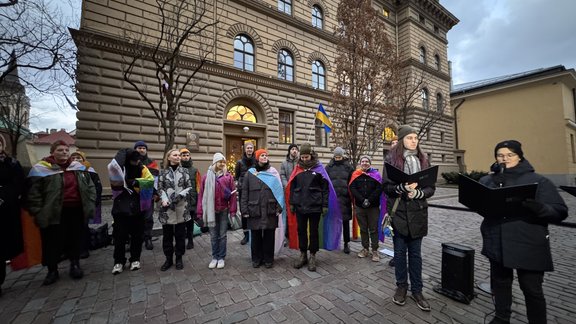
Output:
[107, 159, 155, 211]
[349, 168, 387, 242]
[28, 159, 87, 177]
[247, 167, 286, 255]
[286, 162, 342, 251]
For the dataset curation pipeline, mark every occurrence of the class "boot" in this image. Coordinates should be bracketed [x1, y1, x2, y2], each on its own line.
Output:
[175, 256, 183, 270]
[160, 257, 173, 271]
[240, 232, 249, 245]
[293, 252, 308, 269]
[186, 238, 194, 250]
[69, 260, 84, 279]
[343, 242, 350, 254]
[308, 253, 317, 272]
[42, 269, 59, 286]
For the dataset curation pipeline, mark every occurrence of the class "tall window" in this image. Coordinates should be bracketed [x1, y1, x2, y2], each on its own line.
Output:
[434, 54, 440, 70]
[315, 119, 328, 147]
[436, 93, 443, 111]
[233, 34, 254, 71]
[279, 110, 294, 144]
[278, 0, 292, 15]
[312, 60, 325, 90]
[312, 5, 323, 29]
[226, 105, 257, 123]
[419, 46, 427, 64]
[421, 88, 429, 110]
[278, 49, 294, 81]
[367, 124, 376, 150]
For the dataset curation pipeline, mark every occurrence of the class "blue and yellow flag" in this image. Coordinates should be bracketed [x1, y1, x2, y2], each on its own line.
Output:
[315, 104, 332, 133]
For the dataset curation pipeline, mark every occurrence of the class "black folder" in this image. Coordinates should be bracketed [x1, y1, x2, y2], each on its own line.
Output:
[560, 186, 576, 197]
[458, 174, 538, 218]
[384, 163, 438, 187]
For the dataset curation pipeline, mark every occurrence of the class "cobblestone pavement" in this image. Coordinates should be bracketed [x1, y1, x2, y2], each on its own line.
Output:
[2, 188, 575, 323]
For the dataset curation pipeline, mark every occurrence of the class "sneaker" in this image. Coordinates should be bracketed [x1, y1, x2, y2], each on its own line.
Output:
[112, 263, 124, 275]
[208, 259, 218, 269]
[411, 292, 431, 312]
[371, 250, 380, 262]
[217, 259, 225, 269]
[392, 286, 407, 306]
[388, 258, 395, 267]
[130, 261, 141, 271]
[357, 248, 369, 258]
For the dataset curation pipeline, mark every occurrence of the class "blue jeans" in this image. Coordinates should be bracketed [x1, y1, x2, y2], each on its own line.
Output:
[393, 233, 423, 293]
[209, 211, 228, 260]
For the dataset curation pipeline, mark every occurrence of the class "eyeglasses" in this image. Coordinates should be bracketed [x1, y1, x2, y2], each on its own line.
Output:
[496, 153, 518, 159]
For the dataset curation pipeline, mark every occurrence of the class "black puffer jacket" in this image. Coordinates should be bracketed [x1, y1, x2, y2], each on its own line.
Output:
[241, 164, 281, 230]
[479, 159, 567, 271]
[326, 158, 354, 220]
[349, 171, 382, 209]
[290, 162, 328, 215]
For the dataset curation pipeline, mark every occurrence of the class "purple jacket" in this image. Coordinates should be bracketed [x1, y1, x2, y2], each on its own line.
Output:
[197, 172, 237, 216]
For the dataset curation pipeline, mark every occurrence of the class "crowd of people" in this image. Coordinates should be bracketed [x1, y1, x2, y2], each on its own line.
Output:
[0, 125, 568, 323]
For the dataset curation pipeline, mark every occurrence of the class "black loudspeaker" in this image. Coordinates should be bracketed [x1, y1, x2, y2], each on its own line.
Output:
[433, 243, 475, 304]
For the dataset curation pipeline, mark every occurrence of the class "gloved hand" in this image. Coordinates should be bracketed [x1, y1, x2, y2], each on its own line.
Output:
[290, 205, 295, 213]
[362, 199, 370, 208]
[322, 207, 328, 216]
[522, 199, 546, 216]
[407, 189, 424, 200]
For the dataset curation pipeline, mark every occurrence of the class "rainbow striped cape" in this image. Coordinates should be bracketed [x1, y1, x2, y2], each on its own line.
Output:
[286, 162, 342, 251]
[349, 168, 387, 242]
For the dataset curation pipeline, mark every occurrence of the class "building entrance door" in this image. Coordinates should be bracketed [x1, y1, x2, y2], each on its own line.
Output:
[225, 136, 257, 176]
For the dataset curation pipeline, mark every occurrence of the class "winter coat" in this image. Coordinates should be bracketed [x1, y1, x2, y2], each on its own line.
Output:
[234, 154, 256, 192]
[241, 166, 281, 230]
[158, 166, 193, 225]
[382, 154, 435, 239]
[280, 157, 298, 188]
[181, 161, 200, 214]
[326, 159, 354, 220]
[0, 155, 24, 261]
[26, 160, 96, 229]
[289, 162, 329, 215]
[349, 171, 382, 209]
[197, 172, 237, 216]
[478, 159, 567, 271]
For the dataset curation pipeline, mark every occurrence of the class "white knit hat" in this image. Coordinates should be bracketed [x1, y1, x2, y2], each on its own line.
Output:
[212, 152, 226, 165]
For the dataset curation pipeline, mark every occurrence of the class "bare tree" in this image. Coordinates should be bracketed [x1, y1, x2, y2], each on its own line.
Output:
[330, 0, 400, 166]
[394, 68, 447, 139]
[0, 75, 30, 157]
[122, 0, 217, 157]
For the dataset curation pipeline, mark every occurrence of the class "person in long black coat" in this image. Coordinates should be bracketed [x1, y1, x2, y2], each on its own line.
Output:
[479, 140, 567, 324]
[0, 140, 24, 295]
[325, 147, 354, 254]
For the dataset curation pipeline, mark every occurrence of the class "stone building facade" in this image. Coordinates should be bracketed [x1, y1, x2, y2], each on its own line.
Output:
[72, 0, 459, 179]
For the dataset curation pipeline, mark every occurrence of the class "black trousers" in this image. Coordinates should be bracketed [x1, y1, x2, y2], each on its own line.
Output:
[296, 213, 321, 253]
[143, 206, 154, 240]
[490, 260, 547, 324]
[113, 214, 144, 264]
[40, 206, 84, 271]
[343, 219, 350, 244]
[251, 229, 275, 264]
[185, 211, 196, 240]
[162, 223, 186, 258]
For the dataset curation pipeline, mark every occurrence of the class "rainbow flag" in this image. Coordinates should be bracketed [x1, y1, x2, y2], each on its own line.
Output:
[315, 104, 332, 133]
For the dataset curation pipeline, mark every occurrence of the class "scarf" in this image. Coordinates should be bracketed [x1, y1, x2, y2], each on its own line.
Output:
[202, 166, 226, 226]
[403, 149, 421, 175]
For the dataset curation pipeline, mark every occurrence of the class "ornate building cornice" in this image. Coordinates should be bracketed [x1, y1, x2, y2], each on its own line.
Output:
[396, 0, 459, 30]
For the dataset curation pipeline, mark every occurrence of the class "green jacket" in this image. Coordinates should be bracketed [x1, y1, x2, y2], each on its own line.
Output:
[26, 160, 96, 229]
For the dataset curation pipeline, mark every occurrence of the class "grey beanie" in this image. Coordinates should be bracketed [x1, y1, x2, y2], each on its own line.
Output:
[397, 125, 418, 140]
[333, 146, 345, 157]
[359, 155, 372, 164]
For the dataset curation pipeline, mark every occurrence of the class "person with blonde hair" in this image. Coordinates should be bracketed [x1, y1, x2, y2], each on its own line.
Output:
[157, 149, 193, 271]
[197, 153, 237, 269]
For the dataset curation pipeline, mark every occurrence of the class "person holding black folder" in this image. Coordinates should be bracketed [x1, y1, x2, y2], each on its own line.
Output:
[383, 125, 435, 312]
[479, 140, 567, 324]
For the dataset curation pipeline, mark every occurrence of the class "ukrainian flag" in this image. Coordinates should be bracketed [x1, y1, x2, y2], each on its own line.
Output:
[315, 104, 333, 133]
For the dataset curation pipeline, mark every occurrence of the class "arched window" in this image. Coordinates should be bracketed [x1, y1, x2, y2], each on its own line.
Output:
[278, 0, 292, 15]
[434, 54, 440, 70]
[233, 34, 254, 71]
[312, 5, 323, 29]
[436, 93, 444, 111]
[312, 60, 325, 90]
[226, 105, 257, 123]
[278, 49, 294, 81]
[419, 46, 427, 64]
[421, 88, 429, 110]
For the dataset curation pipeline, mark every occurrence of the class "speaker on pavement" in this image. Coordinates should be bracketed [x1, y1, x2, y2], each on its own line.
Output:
[433, 243, 475, 304]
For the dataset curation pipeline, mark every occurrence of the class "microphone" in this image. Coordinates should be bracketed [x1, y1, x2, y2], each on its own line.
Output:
[499, 163, 506, 174]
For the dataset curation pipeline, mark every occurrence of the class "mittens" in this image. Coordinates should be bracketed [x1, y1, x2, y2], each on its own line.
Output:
[362, 199, 370, 208]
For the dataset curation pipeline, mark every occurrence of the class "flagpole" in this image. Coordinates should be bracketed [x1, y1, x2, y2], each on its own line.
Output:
[307, 117, 315, 143]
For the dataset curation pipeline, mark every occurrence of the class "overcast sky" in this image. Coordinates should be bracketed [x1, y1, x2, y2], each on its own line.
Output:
[29, 0, 576, 132]
[442, 0, 576, 85]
